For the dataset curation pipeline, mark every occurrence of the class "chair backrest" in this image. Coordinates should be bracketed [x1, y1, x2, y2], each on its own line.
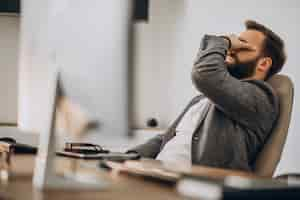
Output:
[254, 74, 294, 177]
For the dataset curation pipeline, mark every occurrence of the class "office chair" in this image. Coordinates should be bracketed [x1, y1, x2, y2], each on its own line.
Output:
[254, 74, 294, 177]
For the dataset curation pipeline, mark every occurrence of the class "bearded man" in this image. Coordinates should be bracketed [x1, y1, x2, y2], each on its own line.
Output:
[128, 20, 286, 171]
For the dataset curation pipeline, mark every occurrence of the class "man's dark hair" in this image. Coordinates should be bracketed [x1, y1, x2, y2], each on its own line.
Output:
[245, 20, 286, 79]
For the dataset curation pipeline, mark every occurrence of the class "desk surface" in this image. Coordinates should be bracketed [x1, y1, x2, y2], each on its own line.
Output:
[0, 155, 259, 200]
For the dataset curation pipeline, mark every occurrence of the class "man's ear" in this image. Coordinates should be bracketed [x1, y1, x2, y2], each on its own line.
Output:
[257, 57, 272, 73]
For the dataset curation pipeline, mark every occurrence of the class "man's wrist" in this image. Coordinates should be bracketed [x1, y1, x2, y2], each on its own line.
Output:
[220, 36, 231, 49]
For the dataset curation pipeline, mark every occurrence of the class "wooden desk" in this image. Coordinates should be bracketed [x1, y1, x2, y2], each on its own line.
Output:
[0, 155, 259, 200]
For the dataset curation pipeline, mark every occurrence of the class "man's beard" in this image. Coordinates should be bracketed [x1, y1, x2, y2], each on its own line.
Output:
[227, 57, 260, 79]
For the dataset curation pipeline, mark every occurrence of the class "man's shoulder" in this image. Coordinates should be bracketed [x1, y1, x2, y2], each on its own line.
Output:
[243, 79, 280, 129]
[244, 79, 279, 107]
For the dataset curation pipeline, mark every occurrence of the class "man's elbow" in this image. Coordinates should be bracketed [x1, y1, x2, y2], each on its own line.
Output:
[191, 63, 227, 95]
[191, 66, 209, 92]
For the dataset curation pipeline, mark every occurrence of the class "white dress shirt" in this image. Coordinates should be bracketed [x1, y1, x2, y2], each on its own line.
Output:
[156, 98, 209, 165]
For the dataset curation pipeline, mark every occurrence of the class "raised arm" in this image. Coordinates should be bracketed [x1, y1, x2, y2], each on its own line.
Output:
[191, 35, 277, 131]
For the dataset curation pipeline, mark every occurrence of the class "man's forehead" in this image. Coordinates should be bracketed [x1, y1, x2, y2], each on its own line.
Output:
[239, 29, 265, 46]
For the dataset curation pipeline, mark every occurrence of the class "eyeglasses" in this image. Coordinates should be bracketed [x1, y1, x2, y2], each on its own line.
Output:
[64, 143, 109, 154]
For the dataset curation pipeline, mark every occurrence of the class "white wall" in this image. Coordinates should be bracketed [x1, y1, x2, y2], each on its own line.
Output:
[0, 16, 19, 124]
[132, 0, 186, 128]
[18, 0, 133, 145]
[134, 0, 300, 175]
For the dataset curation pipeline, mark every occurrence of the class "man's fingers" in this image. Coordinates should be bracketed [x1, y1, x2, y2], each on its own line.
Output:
[225, 34, 256, 51]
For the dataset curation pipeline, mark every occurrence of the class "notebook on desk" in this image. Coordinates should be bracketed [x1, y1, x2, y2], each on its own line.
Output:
[56, 142, 141, 161]
[56, 151, 140, 161]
